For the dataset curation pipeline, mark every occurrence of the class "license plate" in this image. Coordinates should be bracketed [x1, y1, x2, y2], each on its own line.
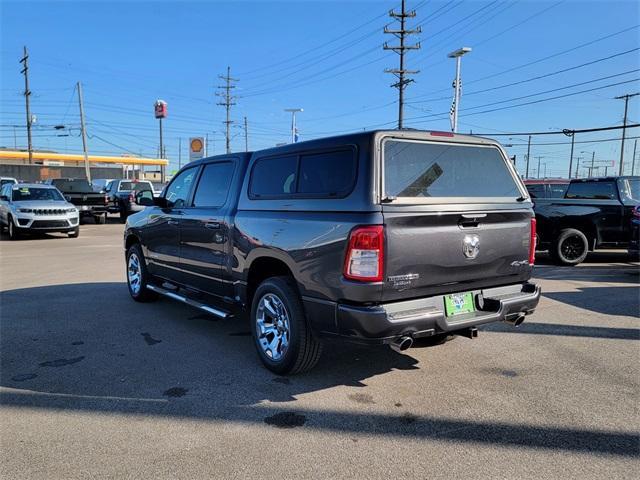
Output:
[81, 206, 89, 211]
[444, 292, 475, 317]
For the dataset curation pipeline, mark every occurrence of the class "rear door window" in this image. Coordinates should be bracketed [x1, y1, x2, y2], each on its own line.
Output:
[193, 162, 235, 207]
[250, 155, 297, 197]
[383, 140, 521, 200]
[565, 181, 617, 200]
[298, 150, 356, 197]
[525, 184, 546, 198]
[548, 183, 569, 198]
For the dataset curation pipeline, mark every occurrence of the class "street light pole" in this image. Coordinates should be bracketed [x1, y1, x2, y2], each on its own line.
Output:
[447, 47, 471, 133]
[284, 108, 303, 143]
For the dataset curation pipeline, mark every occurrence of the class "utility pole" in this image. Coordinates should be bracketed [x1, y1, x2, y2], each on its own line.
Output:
[384, 0, 421, 129]
[178, 137, 182, 169]
[564, 129, 575, 179]
[615, 93, 639, 176]
[525, 135, 532, 178]
[575, 156, 583, 178]
[284, 108, 303, 143]
[591, 151, 596, 177]
[216, 66, 238, 154]
[77, 81, 91, 182]
[206, 133, 209, 156]
[244, 116, 249, 152]
[537, 156, 543, 179]
[19, 46, 33, 164]
[632, 138, 637, 176]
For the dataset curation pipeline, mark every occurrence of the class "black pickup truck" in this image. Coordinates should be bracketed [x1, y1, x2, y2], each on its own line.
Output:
[533, 176, 639, 264]
[124, 130, 540, 374]
[45, 178, 108, 224]
[104, 179, 154, 222]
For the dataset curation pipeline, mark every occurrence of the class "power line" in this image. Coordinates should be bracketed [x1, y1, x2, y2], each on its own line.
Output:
[407, 47, 640, 103]
[470, 124, 640, 137]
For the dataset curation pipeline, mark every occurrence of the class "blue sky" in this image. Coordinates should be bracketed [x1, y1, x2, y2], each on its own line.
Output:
[1, 0, 639, 177]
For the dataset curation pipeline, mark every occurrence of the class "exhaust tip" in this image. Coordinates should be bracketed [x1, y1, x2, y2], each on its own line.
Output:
[505, 312, 526, 327]
[390, 336, 413, 353]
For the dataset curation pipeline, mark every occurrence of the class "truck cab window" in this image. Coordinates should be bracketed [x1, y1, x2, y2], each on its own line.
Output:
[193, 162, 235, 207]
[164, 168, 197, 208]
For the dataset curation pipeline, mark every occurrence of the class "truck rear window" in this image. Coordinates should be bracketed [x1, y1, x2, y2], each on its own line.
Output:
[565, 181, 617, 200]
[52, 179, 92, 192]
[383, 140, 521, 200]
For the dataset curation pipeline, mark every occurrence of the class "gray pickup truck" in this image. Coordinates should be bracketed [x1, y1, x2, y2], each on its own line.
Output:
[124, 130, 540, 374]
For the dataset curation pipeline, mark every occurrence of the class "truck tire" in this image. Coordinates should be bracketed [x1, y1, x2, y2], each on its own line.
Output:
[125, 243, 157, 302]
[68, 228, 80, 238]
[120, 206, 129, 223]
[251, 276, 323, 375]
[551, 228, 589, 265]
[95, 214, 106, 224]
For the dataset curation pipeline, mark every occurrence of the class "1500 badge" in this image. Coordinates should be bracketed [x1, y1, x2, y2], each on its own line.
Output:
[388, 273, 420, 288]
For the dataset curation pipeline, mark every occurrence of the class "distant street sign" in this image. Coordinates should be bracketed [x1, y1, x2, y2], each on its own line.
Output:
[189, 137, 205, 161]
[154, 100, 168, 119]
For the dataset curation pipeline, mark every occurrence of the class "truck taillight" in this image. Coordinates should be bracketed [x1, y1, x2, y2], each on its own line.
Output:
[529, 217, 537, 266]
[104, 194, 109, 205]
[343, 226, 384, 282]
[128, 192, 135, 203]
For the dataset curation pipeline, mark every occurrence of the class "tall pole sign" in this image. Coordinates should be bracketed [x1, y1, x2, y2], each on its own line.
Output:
[155, 100, 167, 182]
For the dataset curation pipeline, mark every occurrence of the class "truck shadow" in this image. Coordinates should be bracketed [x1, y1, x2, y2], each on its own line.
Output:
[1, 282, 637, 457]
[542, 286, 640, 317]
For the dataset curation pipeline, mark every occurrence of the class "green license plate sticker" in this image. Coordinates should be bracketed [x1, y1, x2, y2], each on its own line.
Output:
[444, 292, 475, 317]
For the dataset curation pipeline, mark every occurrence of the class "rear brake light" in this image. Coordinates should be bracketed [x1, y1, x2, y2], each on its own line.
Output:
[529, 217, 537, 266]
[633, 207, 640, 219]
[128, 192, 135, 203]
[343, 226, 384, 282]
[430, 131, 455, 137]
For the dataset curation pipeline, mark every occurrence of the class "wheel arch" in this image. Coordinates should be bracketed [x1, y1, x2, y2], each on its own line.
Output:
[245, 254, 298, 308]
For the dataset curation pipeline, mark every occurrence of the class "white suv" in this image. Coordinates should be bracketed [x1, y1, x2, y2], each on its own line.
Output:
[0, 183, 79, 239]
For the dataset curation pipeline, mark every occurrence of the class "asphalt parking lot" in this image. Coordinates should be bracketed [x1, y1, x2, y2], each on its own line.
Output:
[1, 220, 639, 479]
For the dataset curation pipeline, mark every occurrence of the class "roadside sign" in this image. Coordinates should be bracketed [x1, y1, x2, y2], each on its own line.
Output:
[189, 137, 205, 161]
[154, 100, 168, 119]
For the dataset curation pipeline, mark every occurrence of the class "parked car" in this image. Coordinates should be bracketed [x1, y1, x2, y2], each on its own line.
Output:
[533, 176, 640, 265]
[105, 179, 154, 221]
[0, 177, 18, 188]
[91, 178, 115, 193]
[524, 179, 569, 199]
[0, 183, 79, 239]
[44, 178, 109, 224]
[123, 130, 540, 374]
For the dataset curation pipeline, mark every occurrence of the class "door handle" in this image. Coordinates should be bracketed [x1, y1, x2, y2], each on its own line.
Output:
[204, 222, 220, 229]
[167, 219, 180, 226]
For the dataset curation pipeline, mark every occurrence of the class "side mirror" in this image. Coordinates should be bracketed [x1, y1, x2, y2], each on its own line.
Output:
[154, 196, 168, 208]
[135, 190, 155, 207]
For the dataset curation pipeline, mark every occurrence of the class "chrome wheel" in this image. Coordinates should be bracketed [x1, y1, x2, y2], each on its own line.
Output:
[256, 293, 290, 362]
[127, 252, 142, 295]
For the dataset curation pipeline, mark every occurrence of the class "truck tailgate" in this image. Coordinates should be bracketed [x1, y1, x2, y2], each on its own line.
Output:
[381, 206, 533, 302]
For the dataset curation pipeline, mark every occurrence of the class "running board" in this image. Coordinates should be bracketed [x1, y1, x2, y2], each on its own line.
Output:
[146, 284, 230, 319]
